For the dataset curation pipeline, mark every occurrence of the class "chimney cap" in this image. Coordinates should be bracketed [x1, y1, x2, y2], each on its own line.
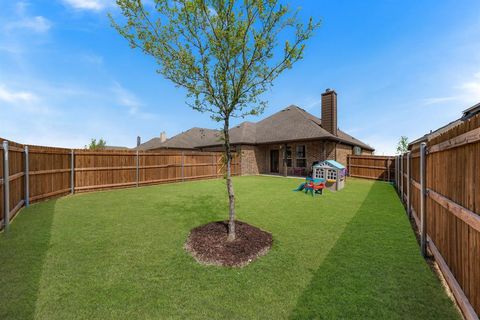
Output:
[322, 88, 336, 95]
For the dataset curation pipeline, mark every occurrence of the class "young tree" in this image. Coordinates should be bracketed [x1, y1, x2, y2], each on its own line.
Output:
[110, 0, 318, 241]
[396, 136, 409, 154]
[86, 138, 107, 150]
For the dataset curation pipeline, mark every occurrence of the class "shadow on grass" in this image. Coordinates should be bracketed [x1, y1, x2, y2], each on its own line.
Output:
[289, 181, 460, 320]
[158, 193, 228, 230]
[0, 200, 57, 320]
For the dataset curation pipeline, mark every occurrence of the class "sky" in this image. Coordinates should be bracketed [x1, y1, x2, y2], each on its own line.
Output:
[1, 0, 479, 154]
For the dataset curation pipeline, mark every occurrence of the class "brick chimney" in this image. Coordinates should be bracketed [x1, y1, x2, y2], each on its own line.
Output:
[321, 88, 337, 136]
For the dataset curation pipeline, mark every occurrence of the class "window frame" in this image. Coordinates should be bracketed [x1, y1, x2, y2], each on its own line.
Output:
[295, 144, 307, 168]
[327, 169, 337, 180]
[353, 146, 362, 155]
[285, 145, 292, 167]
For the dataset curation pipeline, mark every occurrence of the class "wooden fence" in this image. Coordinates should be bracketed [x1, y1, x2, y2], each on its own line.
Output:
[346, 155, 395, 181]
[395, 112, 480, 320]
[0, 138, 240, 231]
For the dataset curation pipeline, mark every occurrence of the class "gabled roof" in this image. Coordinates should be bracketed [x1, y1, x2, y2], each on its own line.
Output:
[139, 105, 374, 151]
[254, 105, 334, 143]
[229, 121, 257, 144]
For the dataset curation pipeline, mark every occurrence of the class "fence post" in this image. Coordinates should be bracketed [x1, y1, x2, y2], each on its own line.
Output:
[395, 156, 399, 190]
[70, 149, 75, 194]
[407, 151, 411, 218]
[24, 146, 29, 207]
[212, 154, 215, 177]
[386, 158, 389, 182]
[397, 156, 400, 190]
[400, 154, 405, 204]
[136, 150, 139, 187]
[420, 142, 427, 257]
[348, 155, 351, 177]
[3, 141, 10, 231]
[394, 157, 396, 187]
[181, 152, 185, 182]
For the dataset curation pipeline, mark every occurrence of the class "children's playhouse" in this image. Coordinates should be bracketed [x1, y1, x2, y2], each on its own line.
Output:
[312, 160, 346, 191]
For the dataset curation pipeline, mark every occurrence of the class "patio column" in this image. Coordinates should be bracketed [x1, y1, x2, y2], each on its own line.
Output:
[283, 144, 287, 177]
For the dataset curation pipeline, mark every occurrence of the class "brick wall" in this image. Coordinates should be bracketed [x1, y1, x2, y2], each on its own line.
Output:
[210, 140, 372, 176]
[239, 145, 266, 175]
[335, 143, 353, 166]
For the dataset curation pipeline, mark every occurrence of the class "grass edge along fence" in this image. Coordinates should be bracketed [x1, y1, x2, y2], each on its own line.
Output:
[395, 113, 480, 320]
[0, 138, 240, 232]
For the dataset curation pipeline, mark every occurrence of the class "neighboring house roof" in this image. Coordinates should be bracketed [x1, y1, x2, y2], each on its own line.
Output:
[137, 127, 220, 150]
[409, 102, 480, 146]
[140, 105, 374, 151]
[136, 137, 166, 150]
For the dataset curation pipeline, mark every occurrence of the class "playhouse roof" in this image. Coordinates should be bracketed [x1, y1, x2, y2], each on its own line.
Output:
[314, 160, 346, 170]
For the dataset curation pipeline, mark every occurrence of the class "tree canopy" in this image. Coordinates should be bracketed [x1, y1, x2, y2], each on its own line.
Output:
[396, 136, 409, 154]
[110, 0, 318, 240]
[86, 138, 107, 150]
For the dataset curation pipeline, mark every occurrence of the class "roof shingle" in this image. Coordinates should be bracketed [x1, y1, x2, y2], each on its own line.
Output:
[138, 105, 374, 151]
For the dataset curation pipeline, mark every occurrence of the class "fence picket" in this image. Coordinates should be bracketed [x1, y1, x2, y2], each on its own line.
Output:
[0, 138, 240, 232]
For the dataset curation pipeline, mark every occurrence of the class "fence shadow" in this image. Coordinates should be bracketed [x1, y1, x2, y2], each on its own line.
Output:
[0, 200, 57, 320]
[289, 181, 459, 319]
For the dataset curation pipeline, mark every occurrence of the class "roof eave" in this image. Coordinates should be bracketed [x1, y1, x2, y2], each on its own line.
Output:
[196, 136, 374, 151]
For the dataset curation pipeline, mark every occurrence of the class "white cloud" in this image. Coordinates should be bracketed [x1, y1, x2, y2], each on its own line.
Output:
[0, 85, 38, 103]
[62, 0, 112, 11]
[80, 53, 103, 65]
[4, 16, 52, 33]
[422, 96, 458, 106]
[422, 71, 480, 107]
[111, 82, 142, 114]
[0, 84, 53, 114]
[457, 73, 480, 100]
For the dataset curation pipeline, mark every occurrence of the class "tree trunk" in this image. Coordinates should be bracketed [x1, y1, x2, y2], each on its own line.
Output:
[224, 118, 236, 241]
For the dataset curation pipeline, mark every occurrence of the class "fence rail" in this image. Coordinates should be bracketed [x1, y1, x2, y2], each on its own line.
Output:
[0, 138, 240, 231]
[394, 112, 480, 320]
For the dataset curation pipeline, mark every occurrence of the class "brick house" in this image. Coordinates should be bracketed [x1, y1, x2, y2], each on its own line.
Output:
[137, 89, 374, 176]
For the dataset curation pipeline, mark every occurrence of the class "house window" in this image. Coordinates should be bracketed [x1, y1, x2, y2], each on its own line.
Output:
[285, 146, 292, 167]
[296, 145, 306, 167]
[353, 146, 362, 155]
[327, 169, 337, 180]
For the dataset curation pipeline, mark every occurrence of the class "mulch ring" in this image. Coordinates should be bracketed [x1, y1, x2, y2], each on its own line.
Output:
[185, 220, 273, 268]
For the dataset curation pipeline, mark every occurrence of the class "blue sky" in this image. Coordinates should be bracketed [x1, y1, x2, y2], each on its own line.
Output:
[1, 0, 479, 154]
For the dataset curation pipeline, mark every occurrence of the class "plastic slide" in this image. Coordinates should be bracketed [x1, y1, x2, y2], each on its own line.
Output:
[293, 182, 306, 191]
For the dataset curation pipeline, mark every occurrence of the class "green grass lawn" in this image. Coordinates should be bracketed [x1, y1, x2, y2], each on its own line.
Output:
[0, 176, 460, 319]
